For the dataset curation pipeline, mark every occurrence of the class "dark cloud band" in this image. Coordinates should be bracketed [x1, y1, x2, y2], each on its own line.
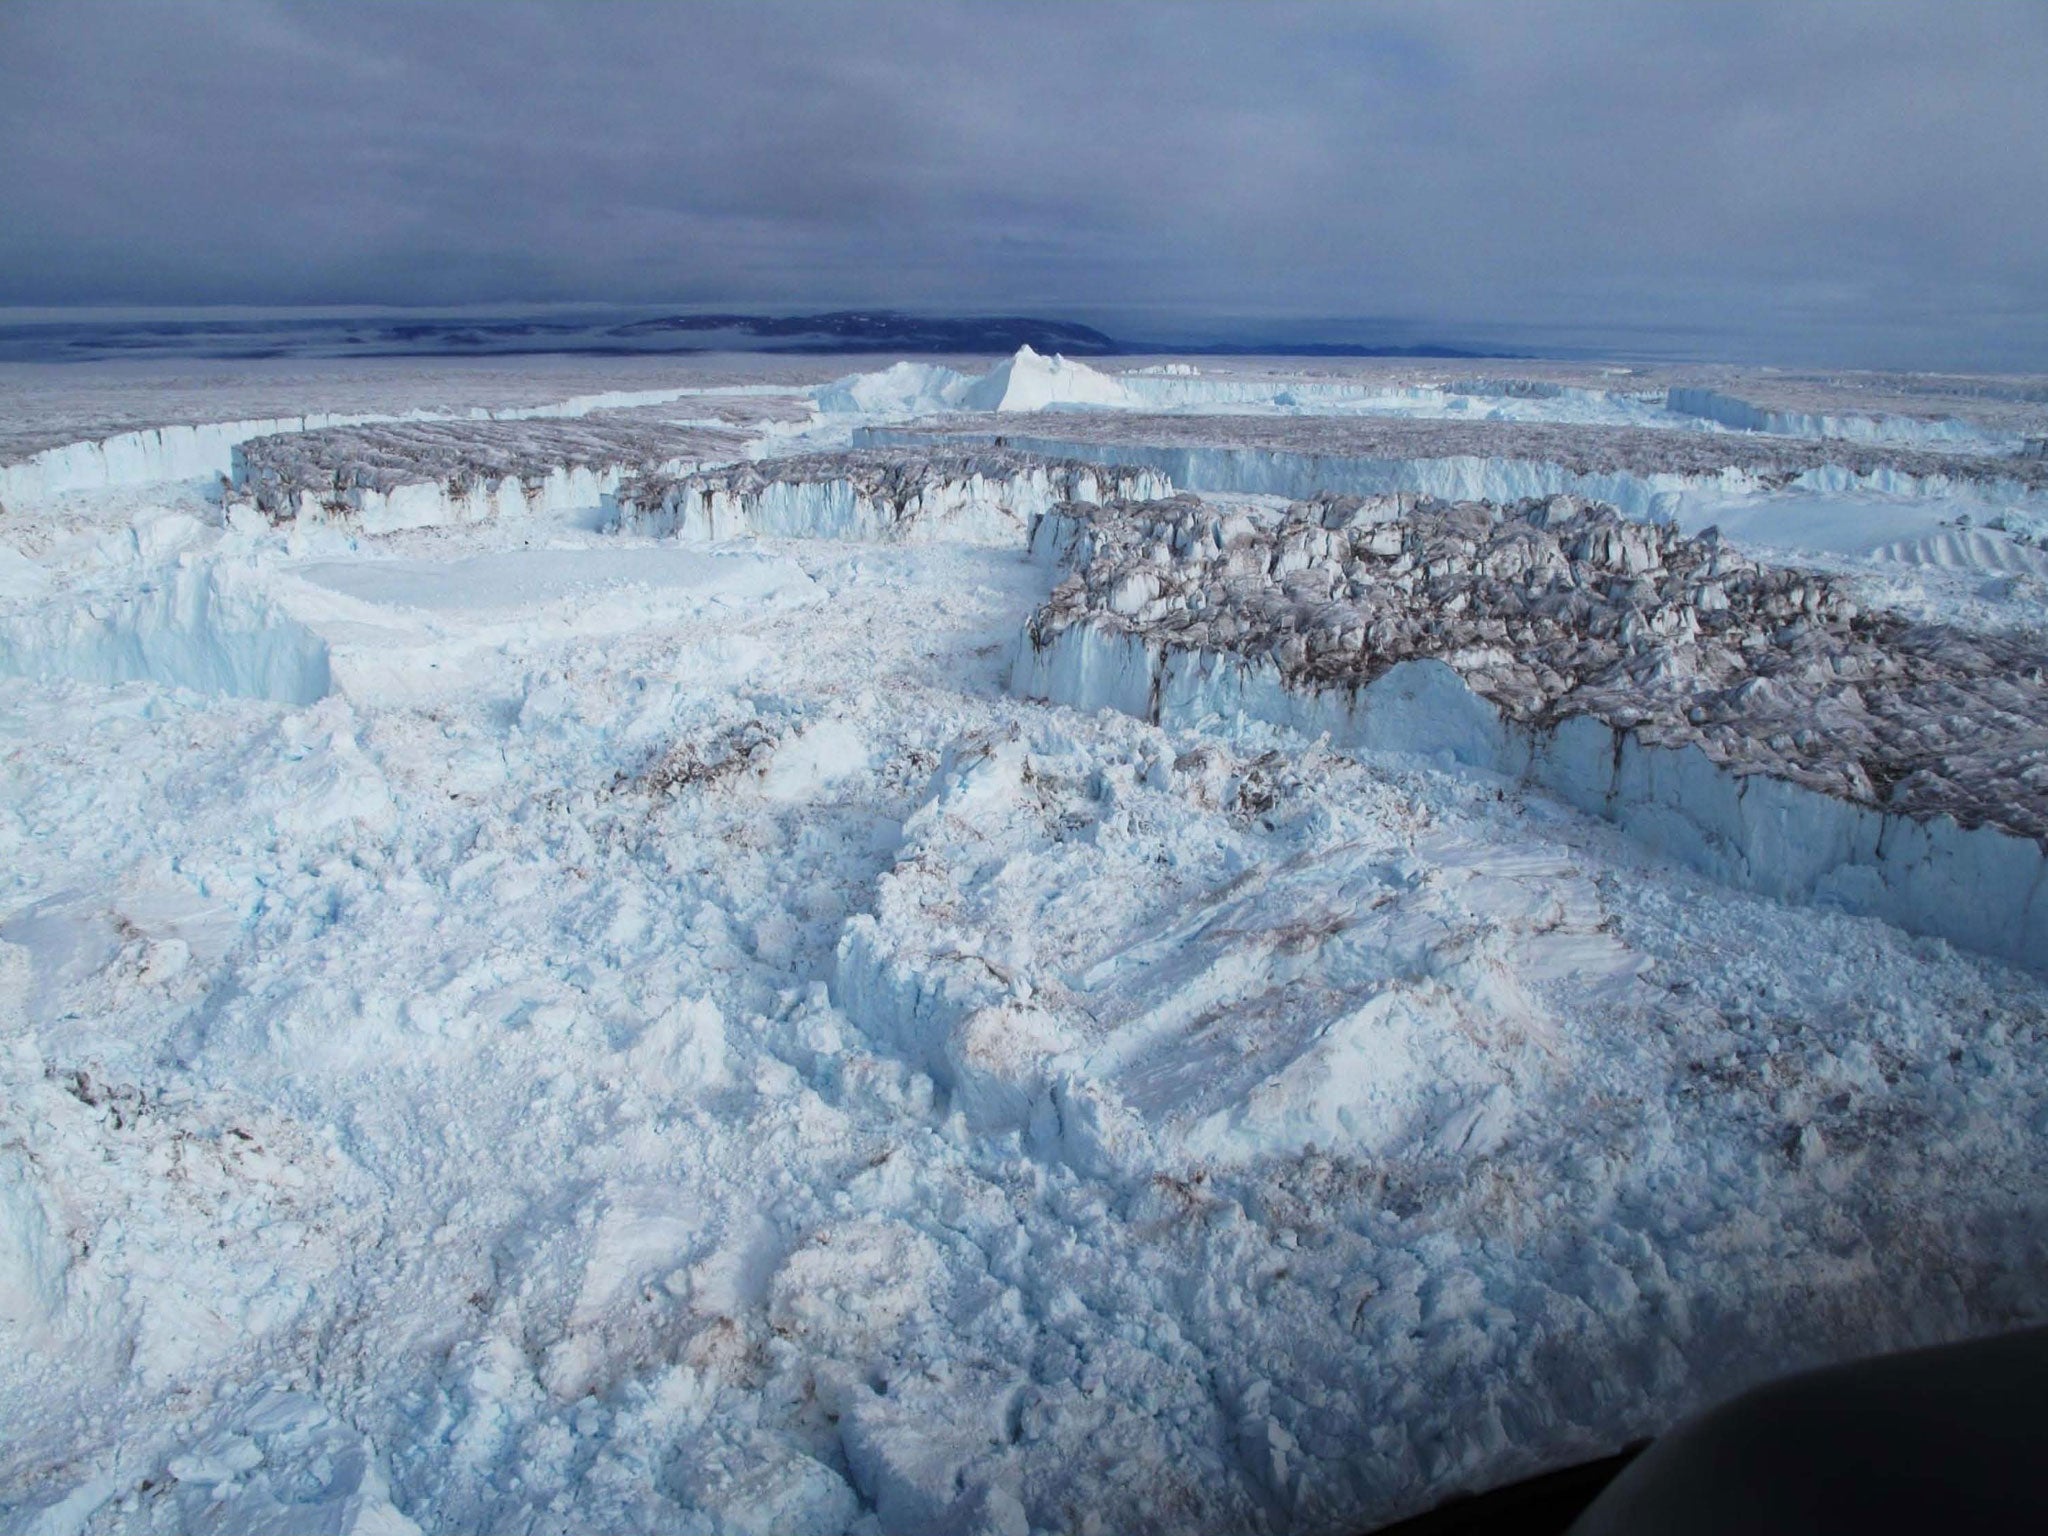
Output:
[1, 0, 2042, 368]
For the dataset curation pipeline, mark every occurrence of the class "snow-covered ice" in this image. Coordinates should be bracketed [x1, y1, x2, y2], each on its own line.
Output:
[4, 352, 2048, 1535]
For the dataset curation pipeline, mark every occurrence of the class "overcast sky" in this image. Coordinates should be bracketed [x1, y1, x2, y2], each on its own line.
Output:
[2, 0, 2043, 367]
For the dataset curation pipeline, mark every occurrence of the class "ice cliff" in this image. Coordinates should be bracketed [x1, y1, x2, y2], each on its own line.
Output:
[608, 449, 1173, 545]
[0, 387, 801, 506]
[0, 561, 332, 704]
[867, 414, 2048, 525]
[1013, 493, 2048, 970]
[228, 418, 759, 532]
[1666, 387, 2024, 454]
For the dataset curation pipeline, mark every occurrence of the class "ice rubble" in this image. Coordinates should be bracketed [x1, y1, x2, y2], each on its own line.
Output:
[608, 449, 1172, 545]
[151, 1393, 423, 1536]
[228, 417, 765, 532]
[8, 356, 2048, 1536]
[1013, 493, 2048, 970]
[837, 727, 1649, 1175]
[0, 990, 419, 1536]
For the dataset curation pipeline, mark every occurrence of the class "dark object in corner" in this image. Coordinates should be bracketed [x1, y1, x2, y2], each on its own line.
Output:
[1569, 1327, 2048, 1534]
[1363, 1327, 2048, 1535]
[1365, 1445, 1645, 1536]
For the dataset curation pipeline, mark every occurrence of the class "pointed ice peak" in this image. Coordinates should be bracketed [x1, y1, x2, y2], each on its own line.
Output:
[814, 344, 1131, 415]
[959, 345, 1131, 413]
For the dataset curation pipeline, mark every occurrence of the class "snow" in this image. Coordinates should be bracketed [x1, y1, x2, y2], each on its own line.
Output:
[4, 356, 2048, 1535]
[289, 546, 811, 618]
[1866, 526, 2048, 578]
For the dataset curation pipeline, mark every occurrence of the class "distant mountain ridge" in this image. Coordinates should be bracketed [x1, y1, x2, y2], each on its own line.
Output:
[0, 308, 1500, 364]
[603, 313, 1120, 354]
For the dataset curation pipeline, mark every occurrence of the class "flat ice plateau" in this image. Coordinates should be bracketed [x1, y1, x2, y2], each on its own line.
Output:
[4, 349, 2048, 1535]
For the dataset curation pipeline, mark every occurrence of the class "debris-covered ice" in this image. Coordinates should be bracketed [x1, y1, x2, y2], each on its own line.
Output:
[1016, 492, 2048, 968]
[869, 410, 2048, 520]
[226, 407, 800, 531]
[610, 449, 1172, 545]
[1023, 492, 2048, 836]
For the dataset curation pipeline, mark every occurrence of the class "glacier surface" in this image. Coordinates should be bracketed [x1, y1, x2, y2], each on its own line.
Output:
[3, 351, 2047, 1536]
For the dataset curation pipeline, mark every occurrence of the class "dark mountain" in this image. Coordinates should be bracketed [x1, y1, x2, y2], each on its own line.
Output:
[601, 312, 1120, 354]
[0, 308, 1512, 364]
[0, 310, 1123, 363]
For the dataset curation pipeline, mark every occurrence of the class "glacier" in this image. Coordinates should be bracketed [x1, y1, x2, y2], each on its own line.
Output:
[862, 421, 2048, 527]
[1007, 492, 2048, 969]
[3, 351, 2048, 1536]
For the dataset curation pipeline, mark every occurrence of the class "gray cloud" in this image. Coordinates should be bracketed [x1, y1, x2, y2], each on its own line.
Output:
[1, 0, 2043, 366]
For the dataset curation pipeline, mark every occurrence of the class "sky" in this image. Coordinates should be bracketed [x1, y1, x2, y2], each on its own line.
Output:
[1, 0, 2044, 369]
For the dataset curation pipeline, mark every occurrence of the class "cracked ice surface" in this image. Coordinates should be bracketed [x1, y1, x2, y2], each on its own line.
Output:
[869, 411, 2048, 504]
[4, 358, 2048, 1536]
[1020, 493, 2048, 842]
[611, 449, 1173, 546]
[228, 404, 806, 531]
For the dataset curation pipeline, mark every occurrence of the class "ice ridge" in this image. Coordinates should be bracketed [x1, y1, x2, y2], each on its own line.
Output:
[1014, 492, 2048, 969]
[608, 449, 1173, 545]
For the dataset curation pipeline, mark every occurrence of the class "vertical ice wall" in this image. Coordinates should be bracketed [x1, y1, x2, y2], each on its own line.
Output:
[1011, 620, 2048, 972]
[249, 460, 696, 534]
[865, 428, 2048, 525]
[0, 564, 332, 703]
[1, 386, 805, 504]
[610, 464, 1175, 545]
[1665, 387, 2021, 454]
